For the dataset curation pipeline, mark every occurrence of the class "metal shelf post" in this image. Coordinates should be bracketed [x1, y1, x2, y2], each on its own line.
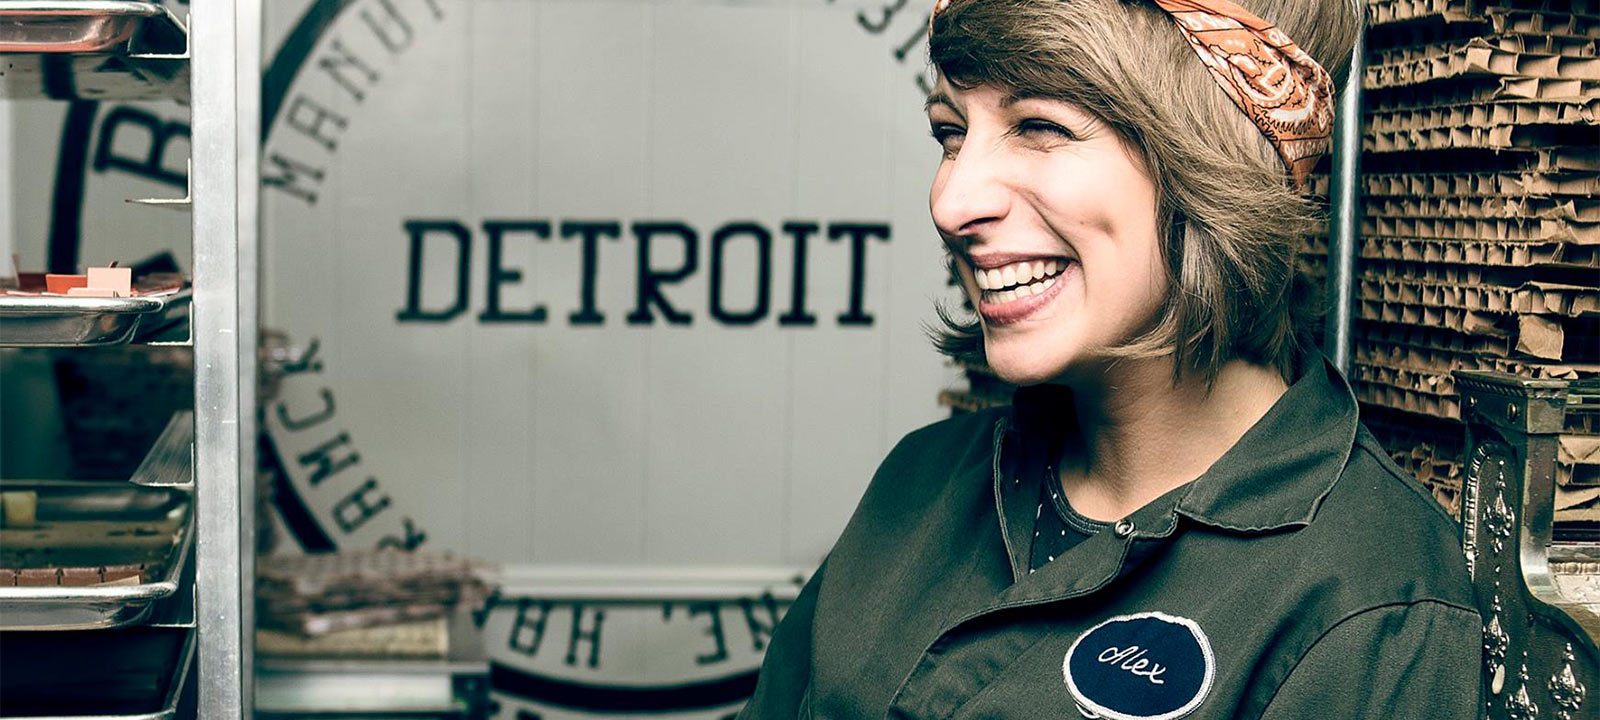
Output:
[191, 0, 259, 716]
[1325, 32, 1365, 374]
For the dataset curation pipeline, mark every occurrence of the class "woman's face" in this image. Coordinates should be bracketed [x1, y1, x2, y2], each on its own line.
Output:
[927, 78, 1168, 386]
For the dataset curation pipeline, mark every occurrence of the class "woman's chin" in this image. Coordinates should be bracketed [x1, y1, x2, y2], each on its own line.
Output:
[983, 349, 1068, 388]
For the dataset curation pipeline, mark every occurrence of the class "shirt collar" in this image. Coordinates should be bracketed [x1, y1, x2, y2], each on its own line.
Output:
[1172, 356, 1359, 533]
[1002, 355, 1359, 536]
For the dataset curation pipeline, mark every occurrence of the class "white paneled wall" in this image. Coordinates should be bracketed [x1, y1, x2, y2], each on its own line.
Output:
[6, 0, 960, 571]
[256, 0, 958, 569]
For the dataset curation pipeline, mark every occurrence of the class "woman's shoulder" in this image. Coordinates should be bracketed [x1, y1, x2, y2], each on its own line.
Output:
[846, 408, 1010, 518]
[1295, 422, 1476, 610]
[890, 407, 1008, 459]
[1339, 424, 1465, 538]
[874, 407, 1018, 488]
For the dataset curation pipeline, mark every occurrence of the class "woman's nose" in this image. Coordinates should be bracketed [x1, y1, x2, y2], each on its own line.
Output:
[930, 143, 1011, 238]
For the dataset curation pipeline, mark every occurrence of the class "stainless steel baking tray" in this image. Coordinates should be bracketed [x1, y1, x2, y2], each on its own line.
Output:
[129, 411, 192, 490]
[0, 480, 193, 631]
[0, 1, 167, 53]
[0, 626, 195, 719]
[0, 1, 188, 100]
[0, 289, 189, 347]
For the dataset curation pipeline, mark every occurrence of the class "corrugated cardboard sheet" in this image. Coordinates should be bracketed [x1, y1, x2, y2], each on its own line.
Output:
[1358, 0, 1600, 523]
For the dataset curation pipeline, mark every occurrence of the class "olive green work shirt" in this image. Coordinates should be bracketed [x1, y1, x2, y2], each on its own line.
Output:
[740, 360, 1482, 719]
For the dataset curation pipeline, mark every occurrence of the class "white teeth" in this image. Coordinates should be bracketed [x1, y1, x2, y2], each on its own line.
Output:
[976, 258, 1071, 295]
[985, 281, 1047, 305]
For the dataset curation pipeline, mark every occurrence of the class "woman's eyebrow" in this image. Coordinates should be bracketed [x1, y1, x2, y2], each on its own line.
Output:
[1000, 90, 1046, 107]
[924, 90, 963, 120]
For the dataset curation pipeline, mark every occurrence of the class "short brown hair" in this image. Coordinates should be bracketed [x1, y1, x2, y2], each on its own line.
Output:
[927, 0, 1361, 384]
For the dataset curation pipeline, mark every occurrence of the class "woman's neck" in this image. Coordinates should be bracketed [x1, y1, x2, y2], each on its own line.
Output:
[1054, 356, 1291, 523]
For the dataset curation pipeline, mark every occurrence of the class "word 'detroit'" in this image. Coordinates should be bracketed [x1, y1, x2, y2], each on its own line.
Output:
[398, 218, 892, 328]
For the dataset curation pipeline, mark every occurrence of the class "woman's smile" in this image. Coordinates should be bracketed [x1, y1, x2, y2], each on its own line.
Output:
[969, 256, 1078, 326]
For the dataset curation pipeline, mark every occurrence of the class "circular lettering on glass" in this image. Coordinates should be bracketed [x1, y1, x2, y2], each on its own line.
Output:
[1062, 612, 1215, 720]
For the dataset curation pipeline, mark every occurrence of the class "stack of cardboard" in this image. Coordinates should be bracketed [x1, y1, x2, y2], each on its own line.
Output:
[1358, 0, 1599, 523]
[256, 550, 490, 659]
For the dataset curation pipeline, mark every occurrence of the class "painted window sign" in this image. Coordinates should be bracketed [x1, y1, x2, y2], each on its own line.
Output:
[394, 218, 891, 328]
[34, 1, 948, 717]
[486, 596, 788, 718]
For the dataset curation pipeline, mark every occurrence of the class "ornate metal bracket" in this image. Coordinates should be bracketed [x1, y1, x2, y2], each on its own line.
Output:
[1456, 371, 1598, 720]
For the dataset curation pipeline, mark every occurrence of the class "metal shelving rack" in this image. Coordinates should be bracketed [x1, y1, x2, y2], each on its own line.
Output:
[189, 0, 259, 716]
[1, 1, 259, 717]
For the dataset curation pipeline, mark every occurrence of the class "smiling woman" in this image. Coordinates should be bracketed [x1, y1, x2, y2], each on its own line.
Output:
[739, 2, 1484, 720]
[924, 0, 1340, 387]
[925, 82, 1168, 386]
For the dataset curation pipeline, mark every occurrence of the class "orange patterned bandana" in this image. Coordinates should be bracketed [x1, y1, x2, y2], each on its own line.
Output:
[931, 0, 1336, 187]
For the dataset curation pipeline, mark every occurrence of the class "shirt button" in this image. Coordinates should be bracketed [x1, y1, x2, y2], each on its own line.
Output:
[1114, 519, 1136, 538]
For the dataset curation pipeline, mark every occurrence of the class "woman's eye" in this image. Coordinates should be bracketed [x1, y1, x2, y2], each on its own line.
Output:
[1017, 119, 1077, 142]
[930, 124, 965, 158]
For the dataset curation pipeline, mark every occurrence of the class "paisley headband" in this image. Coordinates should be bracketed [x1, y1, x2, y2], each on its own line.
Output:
[930, 0, 1336, 187]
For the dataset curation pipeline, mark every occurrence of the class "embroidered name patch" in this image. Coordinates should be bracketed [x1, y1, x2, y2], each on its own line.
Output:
[1062, 612, 1215, 720]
